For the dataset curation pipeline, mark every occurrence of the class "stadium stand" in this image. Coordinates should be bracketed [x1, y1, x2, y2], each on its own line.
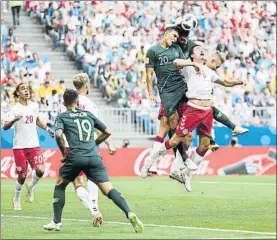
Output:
[1, 1, 276, 136]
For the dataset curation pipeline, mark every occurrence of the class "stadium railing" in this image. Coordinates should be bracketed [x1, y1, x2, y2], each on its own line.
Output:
[3, 106, 271, 139]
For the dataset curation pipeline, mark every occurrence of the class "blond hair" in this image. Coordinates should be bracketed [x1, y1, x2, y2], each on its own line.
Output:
[214, 50, 226, 65]
[72, 73, 89, 90]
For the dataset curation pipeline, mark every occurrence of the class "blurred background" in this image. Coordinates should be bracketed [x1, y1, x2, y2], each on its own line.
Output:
[1, 1, 276, 148]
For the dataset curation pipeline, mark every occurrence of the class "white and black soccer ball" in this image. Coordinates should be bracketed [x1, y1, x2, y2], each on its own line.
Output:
[179, 14, 198, 31]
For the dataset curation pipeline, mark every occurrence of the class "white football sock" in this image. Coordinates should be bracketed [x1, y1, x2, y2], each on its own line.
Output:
[76, 186, 97, 217]
[150, 141, 163, 167]
[28, 170, 40, 189]
[171, 150, 184, 171]
[87, 180, 99, 207]
[15, 180, 22, 200]
[191, 148, 206, 166]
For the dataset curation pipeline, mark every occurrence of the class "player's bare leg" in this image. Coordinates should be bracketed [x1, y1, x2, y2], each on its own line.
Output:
[73, 176, 100, 221]
[13, 172, 27, 211]
[148, 116, 170, 174]
[97, 181, 143, 233]
[26, 165, 45, 203]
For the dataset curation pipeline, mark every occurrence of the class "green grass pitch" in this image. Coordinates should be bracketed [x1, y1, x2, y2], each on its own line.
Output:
[1, 176, 276, 239]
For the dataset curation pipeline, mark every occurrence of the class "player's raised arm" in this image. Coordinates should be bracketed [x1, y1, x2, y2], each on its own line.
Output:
[173, 59, 200, 71]
[214, 78, 243, 87]
[145, 48, 156, 102]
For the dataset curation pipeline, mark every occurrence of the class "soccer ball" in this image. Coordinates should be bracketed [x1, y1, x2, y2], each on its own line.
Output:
[179, 14, 198, 31]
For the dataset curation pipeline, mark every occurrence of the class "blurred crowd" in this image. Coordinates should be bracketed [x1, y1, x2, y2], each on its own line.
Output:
[1, 14, 66, 126]
[1, 1, 276, 128]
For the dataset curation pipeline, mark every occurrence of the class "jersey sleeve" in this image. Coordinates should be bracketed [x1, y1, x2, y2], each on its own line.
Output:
[145, 47, 155, 68]
[89, 102, 100, 118]
[211, 70, 220, 82]
[55, 114, 64, 131]
[181, 66, 192, 80]
[5, 107, 16, 121]
[90, 113, 107, 132]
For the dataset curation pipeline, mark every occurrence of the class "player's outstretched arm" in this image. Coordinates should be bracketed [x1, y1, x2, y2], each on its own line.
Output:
[55, 129, 67, 161]
[173, 59, 200, 71]
[215, 78, 243, 87]
[3, 115, 22, 130]
[36, 118, 55, 137]
[95, 128, 111, 146]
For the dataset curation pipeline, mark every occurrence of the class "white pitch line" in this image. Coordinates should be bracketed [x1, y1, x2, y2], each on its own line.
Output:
[1, 214, 276, 236]
[201, 237, 277, 240]
[194, 181, 276, 186]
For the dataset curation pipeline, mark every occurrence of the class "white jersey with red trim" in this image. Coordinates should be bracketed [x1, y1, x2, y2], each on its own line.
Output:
[7, 102, 40, 149]
[62, 95, 100, 148]
[181, 65, 219, 100]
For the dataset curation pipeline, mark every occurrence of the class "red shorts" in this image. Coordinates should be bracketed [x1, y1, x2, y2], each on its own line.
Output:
[158, 100, 186, 120]
[176, 102, 213, 137]
[13, 147, 44, 174]
[65, 148, 85, 177]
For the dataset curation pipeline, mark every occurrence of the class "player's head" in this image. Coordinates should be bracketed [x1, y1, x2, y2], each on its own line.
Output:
[163, 26, 179, 47]
[72, 73, 90, 95]
[176, 14, 198, 45]
[63, 89, 79, 108]
[206, 50, 225, 70]
[190, 45, 206, 63]
[13, 83, 30, 100]
[177, 29, 190, 45]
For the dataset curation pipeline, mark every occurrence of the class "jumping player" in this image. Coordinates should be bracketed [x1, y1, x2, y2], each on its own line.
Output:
[143, 26, 198, 178]
[43, 89, 143, 233]
[160, 46, 243, 191]
[145, 15, 248, 177]
[3, 83, 55, 210]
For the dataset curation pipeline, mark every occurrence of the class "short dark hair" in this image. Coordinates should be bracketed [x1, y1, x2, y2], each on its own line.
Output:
[63, 89, 78, 106]
[164, 26, 179, 34]
[188, 44, 199, 60]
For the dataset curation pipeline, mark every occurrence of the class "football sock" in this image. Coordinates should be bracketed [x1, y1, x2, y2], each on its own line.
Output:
[212, 106, 235, 130]
[107, 189, 131, 218]
[154, 136, 164, 143]
[53, 184, 66, 224]
[76, 186, 97, 216]
[28, 170, 40, 189]
[176, 142, 189, 163]
[15, 180, 22, 200]
[171, 150, 184, 171]
[87, 180, 99, 206]
[192, 148, 208, 165]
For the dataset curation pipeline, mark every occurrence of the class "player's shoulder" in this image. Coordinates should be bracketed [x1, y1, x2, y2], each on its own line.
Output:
[148, 43, 160, 52]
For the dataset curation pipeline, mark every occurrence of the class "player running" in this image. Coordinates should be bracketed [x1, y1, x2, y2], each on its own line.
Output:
[43, 89, 143, 233]
[143, 26, 198, 178]
[65, 73, 116, 219]
[3, 83, 54, 210]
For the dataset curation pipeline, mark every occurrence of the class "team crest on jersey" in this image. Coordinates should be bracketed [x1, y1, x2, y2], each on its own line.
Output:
[175, 52, 179, 57]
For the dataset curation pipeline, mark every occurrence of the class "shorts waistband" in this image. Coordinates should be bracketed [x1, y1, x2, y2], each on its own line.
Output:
[187, 101, 211, 110]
